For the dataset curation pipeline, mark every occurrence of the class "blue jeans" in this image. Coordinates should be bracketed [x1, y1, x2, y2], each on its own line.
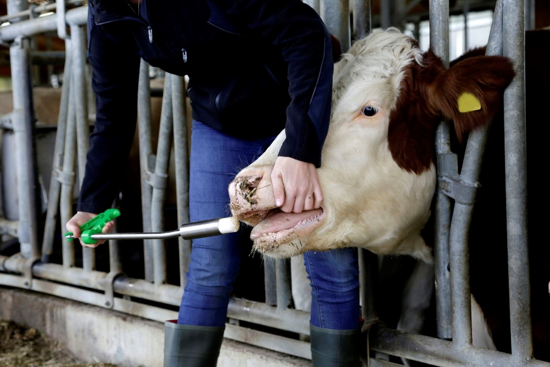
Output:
[178, 120, 360, 330]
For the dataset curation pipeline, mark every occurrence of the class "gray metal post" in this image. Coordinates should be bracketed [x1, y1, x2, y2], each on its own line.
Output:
[276, 258, 292, 310]
[463, 0, 470, 52]
[381, 0, 392, 29]
[170, 73, 191, 288]
[430, 0, 452, 341]
[524, 0, 535, 31]
[264, 257, 277, 306]
[359, 249, 378, 324]
[41, 39, 73, 262]
[9, 37, 39, 260]
[503, 0, 533, 360]
[321, 0, 351, 53]
[137, 59, 154, 282]
[60, 55, 76, 268]
[70, 24, 89, 188]
[151, 76, 173, 286]
[352, 0, 371, 41]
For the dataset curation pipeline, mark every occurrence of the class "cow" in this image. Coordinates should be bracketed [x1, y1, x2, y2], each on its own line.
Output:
[228, 28, 514, 263]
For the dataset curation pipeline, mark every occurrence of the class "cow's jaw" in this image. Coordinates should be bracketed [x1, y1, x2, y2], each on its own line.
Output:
[250, 208, 325, 257]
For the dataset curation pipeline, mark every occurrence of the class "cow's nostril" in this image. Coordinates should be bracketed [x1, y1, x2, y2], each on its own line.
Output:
[236, 176, 263, 205]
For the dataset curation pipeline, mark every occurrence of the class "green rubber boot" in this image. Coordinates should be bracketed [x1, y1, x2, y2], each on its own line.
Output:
[310, 323, 362, 367]
[164, 320, 225, 367]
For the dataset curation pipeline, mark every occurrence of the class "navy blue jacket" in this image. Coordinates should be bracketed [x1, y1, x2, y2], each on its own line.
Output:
[78, 0, 334, 213]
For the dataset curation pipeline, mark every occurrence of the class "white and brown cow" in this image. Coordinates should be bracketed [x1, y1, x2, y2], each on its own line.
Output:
[229, 28, 514, 262]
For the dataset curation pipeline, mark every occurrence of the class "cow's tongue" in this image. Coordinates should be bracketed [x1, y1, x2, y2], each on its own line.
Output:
[250, 209, 323, 240]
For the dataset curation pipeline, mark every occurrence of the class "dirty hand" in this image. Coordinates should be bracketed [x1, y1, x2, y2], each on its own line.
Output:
[65, 211, 115, 248]
[271, 156, 324, 213]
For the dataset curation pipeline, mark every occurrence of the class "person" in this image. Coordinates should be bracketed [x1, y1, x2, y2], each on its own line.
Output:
[65, 1, 361, 366]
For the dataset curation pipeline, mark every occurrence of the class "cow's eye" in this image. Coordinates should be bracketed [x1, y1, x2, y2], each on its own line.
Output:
[362, 105, 378, 117]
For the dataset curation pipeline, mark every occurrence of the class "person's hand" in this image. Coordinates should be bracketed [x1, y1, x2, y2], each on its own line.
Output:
[65, 211, 115, 248]
[270, 157, 324, 213]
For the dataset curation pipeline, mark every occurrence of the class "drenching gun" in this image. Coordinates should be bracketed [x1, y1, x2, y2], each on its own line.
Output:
[64, 209, 240, 245]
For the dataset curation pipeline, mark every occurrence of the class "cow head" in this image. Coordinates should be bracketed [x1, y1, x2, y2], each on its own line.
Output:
[229, 28, 514, 261]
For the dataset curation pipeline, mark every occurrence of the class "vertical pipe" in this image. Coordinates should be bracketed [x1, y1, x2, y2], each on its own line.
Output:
[109, 203, 122, 274]
[276, 258, 292, 310]
[502, 0, 533, 359]
[41, 39, 73, 262]
[359, 249, 378, 323]
[448, 203, 473, 346]
[9, 37, 39, 260]
[70, 34, 94, 272]
[430, 0, 452, 341]
[171, 74, 191, 288]
[321, 0, 351, 53]
[381, 0, 392, 29]
[137, 59, 154, 282]
[60, 50, 76, 268]
[524, 0, 535, 31]
[463, 0, 470, 53]
[152, 76, 173, 286]
[264, 257, 277, 306]
[70, 24, 88, 188]
[352, 0, 371, 41]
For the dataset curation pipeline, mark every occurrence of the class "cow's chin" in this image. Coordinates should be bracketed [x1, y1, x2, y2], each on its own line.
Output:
[250, 208, 324, 258]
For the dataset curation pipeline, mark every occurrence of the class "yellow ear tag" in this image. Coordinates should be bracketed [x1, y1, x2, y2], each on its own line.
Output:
[458, 92, 481, 113]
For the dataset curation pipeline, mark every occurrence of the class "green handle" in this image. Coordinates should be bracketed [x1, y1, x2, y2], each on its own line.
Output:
[64, 209, 121, 245]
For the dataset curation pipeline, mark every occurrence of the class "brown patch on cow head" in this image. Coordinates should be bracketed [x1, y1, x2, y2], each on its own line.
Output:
[429, 55, 515, 142]
[388, 47, 515, 174]
[388, 50, 445, 174]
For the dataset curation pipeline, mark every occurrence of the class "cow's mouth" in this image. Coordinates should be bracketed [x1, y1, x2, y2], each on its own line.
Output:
[250, 208, 324, 255]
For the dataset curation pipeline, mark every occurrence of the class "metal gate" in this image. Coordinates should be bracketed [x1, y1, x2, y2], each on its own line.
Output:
[0, 0, 546, 365]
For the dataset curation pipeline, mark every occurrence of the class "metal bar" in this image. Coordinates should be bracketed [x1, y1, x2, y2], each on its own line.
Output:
[72, 26, 95, 272]
[137, 59, 154, 282]
[444, 0, 504, 347]
[370, 327, 550, 367]
[502, 0, 533, 359]
[524, 0, 535, 31]
[0, 0, 82, 23]
[151, 76, 173, 286]
[264, 257, 277, 306]
[9, 36, 39, 260]
[59, 41, 76, 268]
[224, 323, 311, 360]
[275, 258, 292, 310]
[321, 0, 351, 53]
[352, 0, 371, 41]
[381, 0, 392, 29]
[2, 257, 311, 335]
[463, 0, 469, 52]
[448, 203, 472, 346]
[430, 0, 452, 341]
[0, 273, 311, 360]
[0, 6, 87, 42]
[170, 73, 191, 288]
[109, 203, 122, 274]
[359, 249, 378, 324]
[70, 24, 88, 189]
[56, 0, 67, 40]
[41, 39, 72, 262]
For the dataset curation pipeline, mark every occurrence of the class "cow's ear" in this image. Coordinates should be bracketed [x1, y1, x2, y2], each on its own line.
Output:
[428, 55, 515, 142]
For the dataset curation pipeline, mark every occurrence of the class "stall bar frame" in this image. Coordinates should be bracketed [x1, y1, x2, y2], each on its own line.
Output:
[0, 0, 546, 365]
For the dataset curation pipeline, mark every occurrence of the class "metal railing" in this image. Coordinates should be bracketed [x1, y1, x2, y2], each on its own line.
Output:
[0, 0, 546, 365]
